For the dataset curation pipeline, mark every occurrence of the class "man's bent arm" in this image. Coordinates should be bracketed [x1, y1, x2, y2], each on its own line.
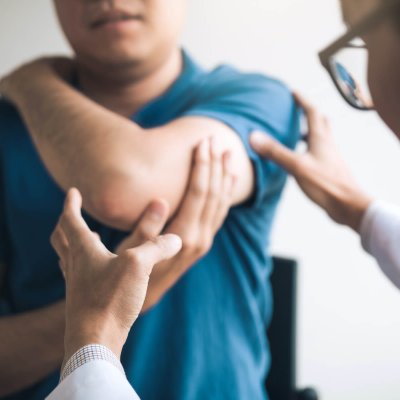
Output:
[4, 65, 254, 231]
[0, 301, 65, 396]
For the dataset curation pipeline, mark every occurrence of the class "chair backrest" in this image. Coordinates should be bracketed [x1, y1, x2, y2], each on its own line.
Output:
[266, 257, 298, 400]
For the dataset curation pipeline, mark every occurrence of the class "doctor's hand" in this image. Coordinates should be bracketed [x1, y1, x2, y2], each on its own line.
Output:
[50, 188, 182, 364]
[250, 92, 372, 232]
[116, 138, 236, 311]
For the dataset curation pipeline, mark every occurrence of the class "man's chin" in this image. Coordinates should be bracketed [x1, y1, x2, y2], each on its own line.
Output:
[81, 50, 147, 69]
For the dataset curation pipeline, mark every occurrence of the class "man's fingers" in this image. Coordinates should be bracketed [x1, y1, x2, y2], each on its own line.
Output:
[59, 188, 91, 247]
[171, 138, 211, 226]
[124, 234, 183, 275]
[118, 200, 169, 252]
[200, 137, 224, 225]
[250, 132, 301, 175]
[213, 151, 236, 230]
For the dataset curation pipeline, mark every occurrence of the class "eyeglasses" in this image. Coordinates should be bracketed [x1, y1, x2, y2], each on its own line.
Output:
[318, 0, 400, 111]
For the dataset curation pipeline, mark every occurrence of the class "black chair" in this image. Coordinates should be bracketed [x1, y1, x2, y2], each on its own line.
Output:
[266, 257, 319, 400]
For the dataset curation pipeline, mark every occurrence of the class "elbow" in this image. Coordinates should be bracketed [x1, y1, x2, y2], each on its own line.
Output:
[89, 194, 132, 231]
[85, 176, 144, 231]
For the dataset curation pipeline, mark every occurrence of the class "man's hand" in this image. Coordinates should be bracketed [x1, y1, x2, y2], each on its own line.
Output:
[50, 188, 182, 364]
[116, 138, 236, 311]
[250, 92, 373, 232]
[0, 57, 74, 102]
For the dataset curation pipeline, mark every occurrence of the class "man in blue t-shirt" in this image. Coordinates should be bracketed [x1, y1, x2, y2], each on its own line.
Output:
[0, 1, 300, 399]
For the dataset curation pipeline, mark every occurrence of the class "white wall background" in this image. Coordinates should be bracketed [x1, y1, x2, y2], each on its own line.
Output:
[1, 0, 400, 399]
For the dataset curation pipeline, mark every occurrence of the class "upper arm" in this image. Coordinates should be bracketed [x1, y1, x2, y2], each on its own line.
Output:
[147, 116, 255, 206]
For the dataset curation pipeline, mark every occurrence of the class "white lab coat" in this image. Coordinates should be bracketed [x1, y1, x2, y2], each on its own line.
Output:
[360, 201, 400, 290]
[46, 360, 139, 400]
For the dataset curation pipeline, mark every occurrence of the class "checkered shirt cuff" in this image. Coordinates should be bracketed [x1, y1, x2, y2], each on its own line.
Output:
[60, 344, 125, 382]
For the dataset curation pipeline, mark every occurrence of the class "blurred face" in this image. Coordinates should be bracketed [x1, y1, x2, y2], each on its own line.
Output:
[342, 0, 400, 137]
[365, 22, 400, 136]
[341, 0, 379, 25]
[54, 0, 186, 69]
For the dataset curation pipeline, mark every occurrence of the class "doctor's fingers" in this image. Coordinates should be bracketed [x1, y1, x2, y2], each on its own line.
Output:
[293, 92, 332, 144]
[59, 188, 97, 251]
[173, 138, 211, 225]
[117, 199, 170, 253]
[250, 132, 304, 178]
[50, 225, 69, 275]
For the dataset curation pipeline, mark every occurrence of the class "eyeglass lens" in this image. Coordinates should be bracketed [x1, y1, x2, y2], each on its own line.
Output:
[329, 39, 374, 110]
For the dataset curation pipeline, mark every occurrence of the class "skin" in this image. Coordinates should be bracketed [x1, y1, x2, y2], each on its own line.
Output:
[251, 94, 372, 232]
[51, 188, 183, 362]
[52, 0, 187, 116]
[341, 0, 379, 25]
[250, 0, 400, 233]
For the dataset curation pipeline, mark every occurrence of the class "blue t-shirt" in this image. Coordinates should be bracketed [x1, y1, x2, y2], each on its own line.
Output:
[0, 51, 300, 400]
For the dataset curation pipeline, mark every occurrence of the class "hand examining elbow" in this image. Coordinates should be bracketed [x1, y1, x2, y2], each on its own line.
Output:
[115, 138, 236, 311]
[50, 188, 182, 366]
[250, 92, 373, 232]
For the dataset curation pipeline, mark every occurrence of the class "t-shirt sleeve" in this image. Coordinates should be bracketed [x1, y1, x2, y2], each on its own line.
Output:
[182, 67, 301, 208]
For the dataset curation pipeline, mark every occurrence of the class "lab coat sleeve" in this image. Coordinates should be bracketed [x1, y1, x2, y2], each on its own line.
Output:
[46, 359, 140, 400]
[360, 201, 400, 290]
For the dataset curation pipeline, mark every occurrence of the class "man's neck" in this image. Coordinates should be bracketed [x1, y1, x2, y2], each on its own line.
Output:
[75, 48, 183, 117]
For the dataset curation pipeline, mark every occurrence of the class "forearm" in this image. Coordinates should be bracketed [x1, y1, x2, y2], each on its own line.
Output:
[6, 68, 148, 228]
[0, 301, 65, 396]
[8, 68, 252, 230]
[329, 184, 372, 232]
